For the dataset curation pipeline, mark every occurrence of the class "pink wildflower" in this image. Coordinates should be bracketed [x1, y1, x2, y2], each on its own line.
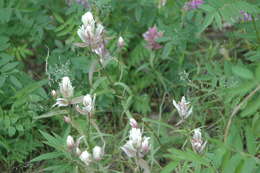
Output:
[240, 11, 252, 21]
[143, 26, 163, 50]
[183, 0, 204, 11]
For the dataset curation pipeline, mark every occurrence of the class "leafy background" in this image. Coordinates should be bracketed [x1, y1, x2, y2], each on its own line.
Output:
[0, 0, 259, 172]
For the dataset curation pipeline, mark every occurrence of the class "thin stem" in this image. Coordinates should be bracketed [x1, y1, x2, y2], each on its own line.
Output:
[90, 118, 106, 149]
[98, 60, 114, 86]
[143, 121, 162, 147]
[224, 84, 260, 142]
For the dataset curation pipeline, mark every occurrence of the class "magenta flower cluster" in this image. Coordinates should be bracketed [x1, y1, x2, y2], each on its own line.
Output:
[183, 0, 204, 11]
[143, 26, 163, 50]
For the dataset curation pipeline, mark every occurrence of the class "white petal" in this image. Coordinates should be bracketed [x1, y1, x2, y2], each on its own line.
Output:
[172, 99, 180, 112]
[121, 141, 136, 158]
[80, 150, 92, 165]
[93, 146, 103, 161]
[77, 26, 88, 43]
[82, 12, 95, 27]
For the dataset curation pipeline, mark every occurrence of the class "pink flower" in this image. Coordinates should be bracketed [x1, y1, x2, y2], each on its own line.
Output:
[143, 26, 163, 50]
[183, 0, 204, 11]
[240, 11, 252, 21]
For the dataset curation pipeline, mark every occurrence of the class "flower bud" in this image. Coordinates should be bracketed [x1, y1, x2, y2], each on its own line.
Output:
[66, 135, 75, 150]
[117, 36, 125, 48]
[63, 116, 71, 123]
[141, 137, 150, 153]
[79, 150, 92, 165]
[51, 90, 57, 98]
[93, 146, 104, 161]
[129, 118, 138, 128]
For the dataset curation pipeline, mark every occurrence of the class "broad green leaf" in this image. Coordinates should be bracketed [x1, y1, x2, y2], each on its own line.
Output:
[162, 42, 172, 59]
[241, 158, 256, 173]
[240, 95, 260, 118]
[232, 65, 254, 79]
[1, 62, 19, 72]
[223, 153, 242, 173]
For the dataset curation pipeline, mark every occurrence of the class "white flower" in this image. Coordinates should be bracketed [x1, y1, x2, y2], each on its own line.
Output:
[83, 94, 94, 112]
[80, 150, 92, 165]
[53, 98, 70, 107]
[95, 23, 104, 36]
[76, 94, 96, 115]
[121, 123, 151, 158]
[76, 12, 111, 63]
[118, 36, 125, 48]
[172, 96, 192, 119]
[82, 12, 95, 28]
[141, 137, 150, 154]
[60, 76, 74, 98]
[66, 135, 75, 150]
[129, 118, 138, 128]
[93, 146, 104, 161]
[121, 140, 137, 158]
[129, 128, 142, 148]
[191, 128, 207, 153]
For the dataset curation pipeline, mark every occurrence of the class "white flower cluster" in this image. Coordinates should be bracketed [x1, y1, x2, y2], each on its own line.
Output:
[53, 76, 74, 107]
[121, 119, 150, 158]
[77, 12, 110, 63]
[52, 76, 95, 115]
[191, 128, 207, 153]
[172, 96, 193, 120]
[66, 135, 104, 165]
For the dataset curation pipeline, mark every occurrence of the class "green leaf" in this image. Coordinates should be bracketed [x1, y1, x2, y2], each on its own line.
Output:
[8, 126, 16, 137]
[223, 153, 242, 173]
[199, 12, 215, 33]
[244, 126, 256, 154]
[240, 95, 260, 118]
[114, 82, 132, 95]
[0, 8, 12, 23]
[30, 152, 63, 162]
[168, 148, 210, 166]
[0, 76, 6, 88]
[214, 12, 222, 29]
[232, 65, 254, 79]
[9, 75, 22, 88]
[53, 12, 64, 23]
[35, 110, 69, 120]
[241, 158, 256, 173]
[1, 62, 19, 72]
[142, 117, 175, 130]
[39, 131, 63, 150]
[162, 42, 172, 59]
[161, 160, 179, 173]
[135, 6, 142, 22]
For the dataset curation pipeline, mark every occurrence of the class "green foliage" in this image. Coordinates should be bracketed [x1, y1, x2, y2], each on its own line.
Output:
[0, 0, 259, 172]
